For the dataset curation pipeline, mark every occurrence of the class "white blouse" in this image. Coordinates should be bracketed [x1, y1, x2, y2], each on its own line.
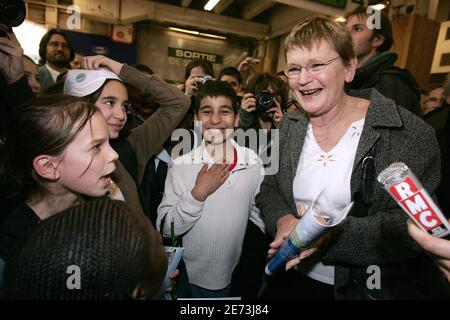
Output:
[293, 118, 365, 285]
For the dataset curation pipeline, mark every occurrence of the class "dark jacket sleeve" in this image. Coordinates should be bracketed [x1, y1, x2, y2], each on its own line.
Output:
[119, 64, 191, 184]
[0, 74, 34, 136]
[238, 108, 257, 130]
[130, 204, 168, 298]
[2, 75, 34, 109]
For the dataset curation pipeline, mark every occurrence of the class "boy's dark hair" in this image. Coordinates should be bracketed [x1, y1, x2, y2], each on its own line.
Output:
[38, 29, 75, 66]
[219, 66, 243, 85]
[194, 80, 238, 113]
[345, 6, 393, 52]
[3, 199, 155, 300]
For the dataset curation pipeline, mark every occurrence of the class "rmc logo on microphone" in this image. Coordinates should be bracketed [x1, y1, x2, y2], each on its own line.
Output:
[389, 177, 449, 237]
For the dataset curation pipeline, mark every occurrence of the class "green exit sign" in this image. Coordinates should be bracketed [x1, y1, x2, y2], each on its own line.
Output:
[311, 0, 347, 9]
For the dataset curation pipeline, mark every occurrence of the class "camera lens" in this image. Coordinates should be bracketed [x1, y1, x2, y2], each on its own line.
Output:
[4, 5, 19, 20]
[0, 0, 26, 28]
[256, 90, 274, 112]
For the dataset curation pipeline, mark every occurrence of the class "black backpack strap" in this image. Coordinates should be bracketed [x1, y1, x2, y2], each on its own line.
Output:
[352, 144, 376, 218]
[361, 145, 376, 206]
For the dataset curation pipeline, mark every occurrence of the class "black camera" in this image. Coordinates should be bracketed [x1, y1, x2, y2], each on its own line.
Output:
[255, 90, 274, 113]
[0, 0, 26, 36]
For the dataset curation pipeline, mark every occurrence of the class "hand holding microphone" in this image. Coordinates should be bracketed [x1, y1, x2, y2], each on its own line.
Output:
[377, 162, 450, 238]
[407, 220, 450, 282]
[378, 162, 450, 282]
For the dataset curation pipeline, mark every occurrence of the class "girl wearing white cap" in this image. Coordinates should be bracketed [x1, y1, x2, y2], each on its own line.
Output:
[64, 55, 190, 218]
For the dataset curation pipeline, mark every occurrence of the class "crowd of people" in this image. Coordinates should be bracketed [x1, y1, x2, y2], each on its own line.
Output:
[0, 6, 449, 300]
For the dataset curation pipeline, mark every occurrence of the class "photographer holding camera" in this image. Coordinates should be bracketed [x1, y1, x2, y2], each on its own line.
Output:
[0, 1, 35, 234]
[230, 72, 288, 299]
[237, 56, 260, 87]
[0, 1, 34, 140]
[181, 59, 215, 98]
[239, 73, 288, 130]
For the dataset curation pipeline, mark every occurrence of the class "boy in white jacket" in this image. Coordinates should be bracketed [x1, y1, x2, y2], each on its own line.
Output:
[157, 80, 265, 298]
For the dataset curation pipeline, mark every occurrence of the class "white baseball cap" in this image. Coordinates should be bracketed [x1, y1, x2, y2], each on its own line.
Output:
[63, 69, 122, 97]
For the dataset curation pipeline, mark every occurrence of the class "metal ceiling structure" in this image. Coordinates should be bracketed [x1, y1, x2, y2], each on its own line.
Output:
[23, 0, 367, 39]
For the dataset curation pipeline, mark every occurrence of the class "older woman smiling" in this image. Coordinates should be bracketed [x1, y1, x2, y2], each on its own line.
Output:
[256, 15, 450, 299]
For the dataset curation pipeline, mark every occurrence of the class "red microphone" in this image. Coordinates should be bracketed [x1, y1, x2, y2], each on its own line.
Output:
[377, 162, 450, 238]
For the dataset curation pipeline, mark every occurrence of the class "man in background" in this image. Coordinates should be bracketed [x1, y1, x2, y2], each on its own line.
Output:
[345, 6, 421, 116]
[38, 29, 74, 94]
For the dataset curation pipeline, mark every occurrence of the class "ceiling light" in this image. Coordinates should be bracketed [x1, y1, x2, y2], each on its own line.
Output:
[369, 4, 386, 10]
[199, 32, 226, 40]
[169, 27, 199, 35]
[169, 27, 227, 40]
[204, 0, 221, 11]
